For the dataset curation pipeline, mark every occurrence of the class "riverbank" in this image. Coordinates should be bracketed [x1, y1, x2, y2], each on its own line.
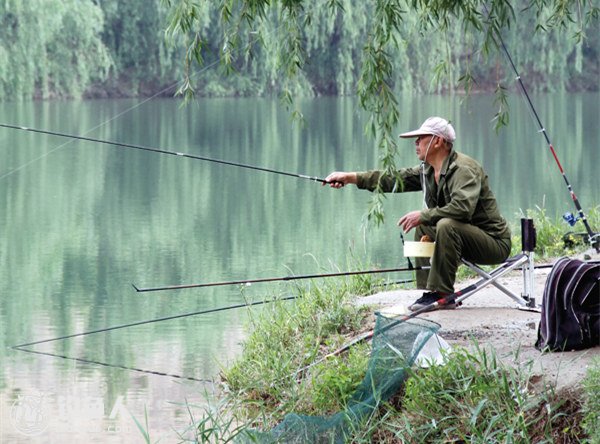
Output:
[357, 248, 600, 393]
[208, 246, 599, 442]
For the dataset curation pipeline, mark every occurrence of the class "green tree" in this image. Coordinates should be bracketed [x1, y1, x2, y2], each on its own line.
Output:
[95, 0, 184, 96]
[0, 0, 112, 100]
[162, 0, 599, 222]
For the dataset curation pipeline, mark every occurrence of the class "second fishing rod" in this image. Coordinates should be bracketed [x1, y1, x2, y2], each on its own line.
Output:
[133, 265, 426, 293]
[484, 6, 599, 253]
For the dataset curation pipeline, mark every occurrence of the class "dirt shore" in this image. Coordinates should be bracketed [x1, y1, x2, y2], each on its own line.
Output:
[356, 250, 600, 392]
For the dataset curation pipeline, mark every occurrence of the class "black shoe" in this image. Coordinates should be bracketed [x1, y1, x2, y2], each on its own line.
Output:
[409, 291, 456, 312]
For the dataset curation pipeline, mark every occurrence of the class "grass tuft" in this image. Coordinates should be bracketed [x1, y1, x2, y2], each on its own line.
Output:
[582, 357, 600, 443]
[515, 205, 599, 259]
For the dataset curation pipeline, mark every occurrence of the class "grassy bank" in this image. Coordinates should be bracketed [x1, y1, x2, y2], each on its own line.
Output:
[186, 209, 599, 442]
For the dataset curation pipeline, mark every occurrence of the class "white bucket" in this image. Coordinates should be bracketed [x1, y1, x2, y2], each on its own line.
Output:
[414, 333, 452, 367]
[403, 241, 435, 258]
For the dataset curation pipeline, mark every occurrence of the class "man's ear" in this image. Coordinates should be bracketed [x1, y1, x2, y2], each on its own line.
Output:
[437, 137, 451, 150]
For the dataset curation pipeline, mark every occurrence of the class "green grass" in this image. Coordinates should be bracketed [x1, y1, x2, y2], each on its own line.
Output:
[455, 205, 599, 282]
[514, 205, 599, 259]
[188, 338, 597, 443]
[349, 345, 585, 443]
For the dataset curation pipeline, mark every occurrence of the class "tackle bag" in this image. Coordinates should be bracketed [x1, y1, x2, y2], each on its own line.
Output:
[535, 257, 599, 351]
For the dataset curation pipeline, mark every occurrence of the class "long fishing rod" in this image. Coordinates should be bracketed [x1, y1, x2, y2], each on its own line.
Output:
[0, 123, 330, 184]
[132, 265, 430, 293]
[12, 294, 298, 381]
[13, 345, 212, 383]
[131, 256, 575, 293]
[487, 9, 599, 253]
[13, 295, 297, 349]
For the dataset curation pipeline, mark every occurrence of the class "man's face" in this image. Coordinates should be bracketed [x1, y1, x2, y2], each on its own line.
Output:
[415, 134, 434, 161]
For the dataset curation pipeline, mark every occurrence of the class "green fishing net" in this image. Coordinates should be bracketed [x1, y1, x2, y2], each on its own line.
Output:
[243, 314, 441, 443]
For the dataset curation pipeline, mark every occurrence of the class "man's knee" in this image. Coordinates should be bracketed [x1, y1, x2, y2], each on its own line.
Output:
[436, 218, 460, 235]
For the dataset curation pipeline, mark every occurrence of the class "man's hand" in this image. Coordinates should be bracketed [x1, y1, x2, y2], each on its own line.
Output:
[323, 172, 357, 188]
[398, 210, 422, 232]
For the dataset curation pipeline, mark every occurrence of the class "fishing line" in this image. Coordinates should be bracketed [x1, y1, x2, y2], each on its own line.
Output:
[0, 81, 181, 182]
[484, 4, 599, 252]
[12, 295, 297, 381]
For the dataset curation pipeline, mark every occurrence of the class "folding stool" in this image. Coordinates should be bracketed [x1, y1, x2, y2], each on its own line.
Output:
[452, 218, 538, 309]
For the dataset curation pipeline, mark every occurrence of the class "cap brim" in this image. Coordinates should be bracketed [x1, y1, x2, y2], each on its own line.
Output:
[399, 129, 431, 138]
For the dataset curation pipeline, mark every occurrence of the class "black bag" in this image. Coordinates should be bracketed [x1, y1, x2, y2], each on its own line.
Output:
[535, 257, 600, 351]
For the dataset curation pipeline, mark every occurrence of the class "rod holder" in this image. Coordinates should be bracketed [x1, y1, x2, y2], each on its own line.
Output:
[519, 218, 536, 307]
[521, 218, 536, 252]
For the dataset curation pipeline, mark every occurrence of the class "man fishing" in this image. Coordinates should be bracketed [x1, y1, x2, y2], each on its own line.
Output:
[325, 117, 512, 311]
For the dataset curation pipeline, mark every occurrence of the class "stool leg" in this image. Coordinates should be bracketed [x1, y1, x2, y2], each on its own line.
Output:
[462, 259, 521, 300]
[522, 252, 536, 307]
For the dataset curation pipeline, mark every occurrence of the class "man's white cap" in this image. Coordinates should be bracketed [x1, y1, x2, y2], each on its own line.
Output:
[399, 117, 456, 142]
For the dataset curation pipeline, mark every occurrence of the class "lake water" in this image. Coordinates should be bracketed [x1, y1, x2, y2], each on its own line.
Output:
[1, 94, 598, 442]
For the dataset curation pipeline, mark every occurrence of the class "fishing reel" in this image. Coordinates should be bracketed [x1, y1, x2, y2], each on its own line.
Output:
[562, 212, 580, 227]
[561, 212, 588, 249]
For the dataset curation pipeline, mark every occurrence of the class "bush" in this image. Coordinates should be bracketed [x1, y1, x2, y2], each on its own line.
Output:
[514, 205, 600, 259]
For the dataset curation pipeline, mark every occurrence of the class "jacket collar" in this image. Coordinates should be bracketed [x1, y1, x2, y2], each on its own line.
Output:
[423, 149, 457, 177]
[441, 149, 458, 176]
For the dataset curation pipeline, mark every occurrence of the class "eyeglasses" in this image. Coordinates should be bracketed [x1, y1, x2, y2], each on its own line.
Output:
[415, 135, 432, 143]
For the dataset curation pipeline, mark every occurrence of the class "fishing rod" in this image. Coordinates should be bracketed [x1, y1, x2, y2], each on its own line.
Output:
[132, 255, 573, 293]
[0, 123, 331, 184]
[13, 295, 297, 348]
[12, 294, 298, 381]
[486, 9, 599, 253]
[132, 265, 430, 293]
[13, 345, 212, 383]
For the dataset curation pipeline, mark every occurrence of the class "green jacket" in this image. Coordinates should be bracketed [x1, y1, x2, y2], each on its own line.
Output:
[356, 150, 511, 239]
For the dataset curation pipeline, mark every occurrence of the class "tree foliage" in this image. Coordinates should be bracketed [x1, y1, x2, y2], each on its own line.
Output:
[1, 1, 598, 102]
[94, 0, 183, 96]
[0, 0, 112, 100]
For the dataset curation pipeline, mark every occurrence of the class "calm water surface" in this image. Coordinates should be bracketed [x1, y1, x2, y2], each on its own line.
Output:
[0, 94, 598, 442]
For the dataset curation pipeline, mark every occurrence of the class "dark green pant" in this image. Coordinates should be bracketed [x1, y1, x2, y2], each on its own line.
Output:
[414, 218, 511, 293]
